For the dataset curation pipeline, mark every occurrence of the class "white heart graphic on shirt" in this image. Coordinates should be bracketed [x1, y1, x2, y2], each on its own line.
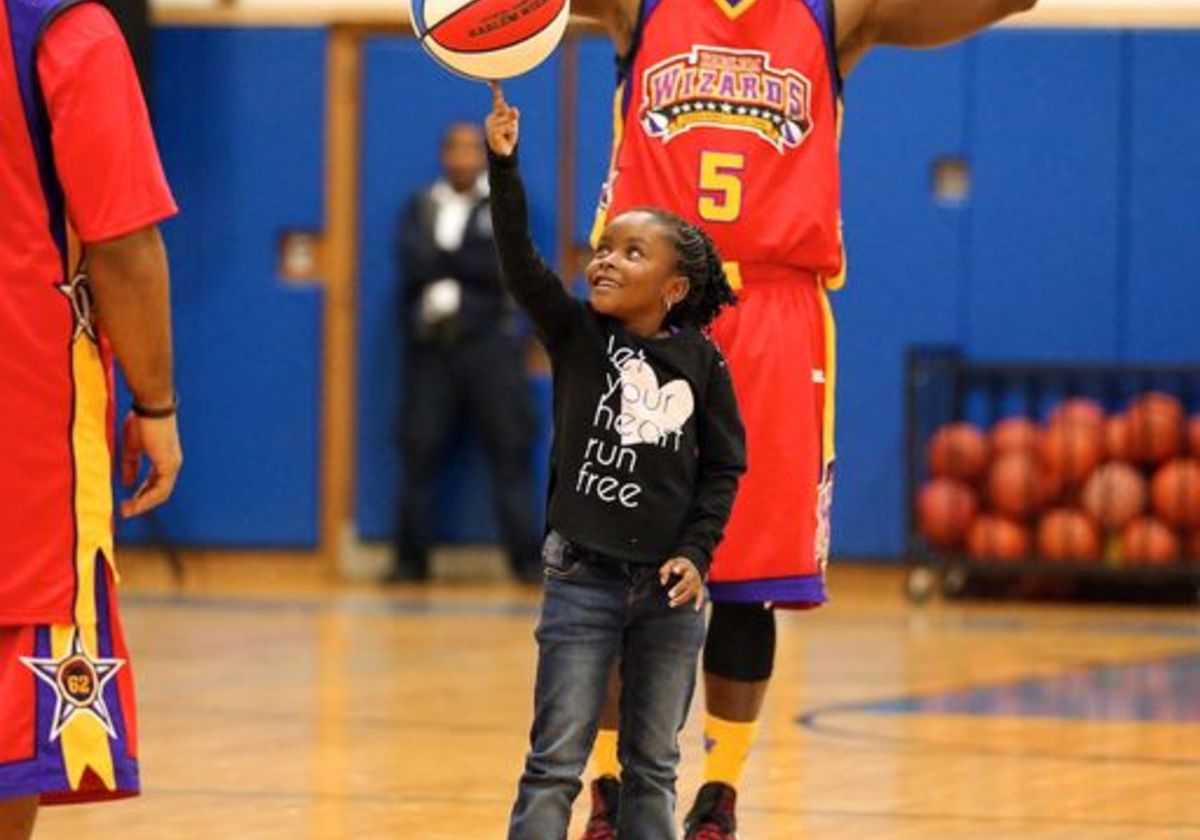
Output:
[616, 357, 695, 446]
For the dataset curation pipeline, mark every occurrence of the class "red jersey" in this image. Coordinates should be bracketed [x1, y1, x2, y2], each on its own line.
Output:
[594, 0, 843, 283]
[0, 1, 176, 625]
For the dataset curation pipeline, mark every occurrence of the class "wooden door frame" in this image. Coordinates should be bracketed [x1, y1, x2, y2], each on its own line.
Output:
[140, 11, 586, 571]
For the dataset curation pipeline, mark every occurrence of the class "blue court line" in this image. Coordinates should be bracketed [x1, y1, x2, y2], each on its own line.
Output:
[799, 708, 1200, 768]
[799, 651, 1200, 767]
[857, 651, 1200, 722]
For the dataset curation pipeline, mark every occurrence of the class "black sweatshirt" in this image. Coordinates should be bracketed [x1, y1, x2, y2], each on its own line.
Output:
[488, 149, 746, 574]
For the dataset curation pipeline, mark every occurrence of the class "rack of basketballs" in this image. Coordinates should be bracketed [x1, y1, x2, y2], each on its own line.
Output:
[904, 349, 1200, 601]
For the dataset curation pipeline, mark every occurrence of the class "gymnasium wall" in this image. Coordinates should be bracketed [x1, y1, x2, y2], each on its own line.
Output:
[124, 25, 1200, 558]
[354, 39, 560, 543]
[119, 27, 327, 548]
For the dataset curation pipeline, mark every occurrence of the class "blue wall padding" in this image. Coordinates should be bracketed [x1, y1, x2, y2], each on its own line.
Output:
[355, 38, 560, 542]
[1125, 32, 1200, 362]
[574, 38, 617, 246]
[144, 29, 1200, 557]
[836, 44, 970, 557]
[966, 31, 1124, 362]
[120, 28, 327, 547]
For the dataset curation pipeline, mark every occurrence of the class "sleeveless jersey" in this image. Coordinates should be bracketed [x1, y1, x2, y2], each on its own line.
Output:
[594, 0, 844, 283]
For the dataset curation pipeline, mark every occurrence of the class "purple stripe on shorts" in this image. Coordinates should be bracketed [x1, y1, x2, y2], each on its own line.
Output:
[707, 574, 827, 606]
[91, 558, 138, 793]
[33, 625, 71, 794]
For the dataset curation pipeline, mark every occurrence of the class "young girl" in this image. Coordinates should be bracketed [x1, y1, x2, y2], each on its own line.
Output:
[486, 84, 745, 840]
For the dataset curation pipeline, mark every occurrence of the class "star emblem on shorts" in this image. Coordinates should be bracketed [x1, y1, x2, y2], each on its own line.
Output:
[21, 629, 125, 741]
[57, 270, 98, 343]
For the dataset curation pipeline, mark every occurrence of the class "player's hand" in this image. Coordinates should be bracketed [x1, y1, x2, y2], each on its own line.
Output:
[119, 412, 183, 518]
[660, 557, 705, 610]
[486, 81, 520, 157]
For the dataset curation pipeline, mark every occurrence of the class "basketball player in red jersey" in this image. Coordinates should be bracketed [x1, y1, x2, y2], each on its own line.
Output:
[1, 1, 180, 837]
[569, 0, 1038, 836]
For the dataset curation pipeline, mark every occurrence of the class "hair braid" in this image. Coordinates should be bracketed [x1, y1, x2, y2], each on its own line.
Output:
[642, 209, 737, 329]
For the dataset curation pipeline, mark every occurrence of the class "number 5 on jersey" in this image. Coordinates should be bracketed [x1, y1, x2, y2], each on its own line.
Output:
[698, 151, 746, 223]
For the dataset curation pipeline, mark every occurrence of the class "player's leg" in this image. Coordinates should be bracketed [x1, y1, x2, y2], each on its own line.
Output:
[508, 539, 624, 840]
[461, 331, 540, 581]
[0, 797, 37, 840]
[687, 278, 833, 837]
[684, 602, 776, 838]
[394, 342, 457, 581]
[614, 570, 704, 840]
[577, 664, 622, 840]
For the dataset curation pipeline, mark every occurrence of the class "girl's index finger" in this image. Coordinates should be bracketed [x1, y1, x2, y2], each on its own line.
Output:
[490, 80, 504, 109]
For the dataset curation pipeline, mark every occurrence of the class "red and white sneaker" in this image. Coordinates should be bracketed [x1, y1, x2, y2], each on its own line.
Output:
[578, 775, 621, 840]
[683, 782, 739, 839]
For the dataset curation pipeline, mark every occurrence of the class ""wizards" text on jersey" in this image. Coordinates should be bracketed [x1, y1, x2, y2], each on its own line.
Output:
[639, 46, 813, 151]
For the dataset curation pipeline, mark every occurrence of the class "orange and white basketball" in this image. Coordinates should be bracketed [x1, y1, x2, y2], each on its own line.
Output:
[409, 0, 569, 80]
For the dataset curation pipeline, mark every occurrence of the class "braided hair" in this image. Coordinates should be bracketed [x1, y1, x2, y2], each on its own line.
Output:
[642, 209, 737, 330]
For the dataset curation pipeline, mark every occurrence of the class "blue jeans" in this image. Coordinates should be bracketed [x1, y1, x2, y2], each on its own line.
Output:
[508, 533, 705, 840]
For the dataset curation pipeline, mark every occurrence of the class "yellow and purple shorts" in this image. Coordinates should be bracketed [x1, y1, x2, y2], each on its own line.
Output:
[0, 557, 138, 804]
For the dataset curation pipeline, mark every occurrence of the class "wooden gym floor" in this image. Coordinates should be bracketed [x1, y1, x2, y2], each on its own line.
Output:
[33, 556, 1200, 839]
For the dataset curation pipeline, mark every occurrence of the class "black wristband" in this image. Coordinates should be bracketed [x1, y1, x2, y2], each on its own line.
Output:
[132, 393, 178, 419]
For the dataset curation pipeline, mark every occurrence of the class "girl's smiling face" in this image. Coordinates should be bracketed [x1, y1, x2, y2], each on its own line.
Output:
[586, 211, 688, 336]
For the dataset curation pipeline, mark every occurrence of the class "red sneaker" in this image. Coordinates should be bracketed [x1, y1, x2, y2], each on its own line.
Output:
[578, 775, 621, 840]
[683, 782, 738, 839]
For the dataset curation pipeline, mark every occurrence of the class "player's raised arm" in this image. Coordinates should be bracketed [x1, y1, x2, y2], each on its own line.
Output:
[836, 0, 1038, 74]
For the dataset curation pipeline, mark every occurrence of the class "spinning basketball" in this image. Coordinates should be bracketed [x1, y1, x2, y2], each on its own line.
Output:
[409, 0, 569, 79]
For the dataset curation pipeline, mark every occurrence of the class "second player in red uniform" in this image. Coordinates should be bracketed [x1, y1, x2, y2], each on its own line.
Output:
[570, 0, 1039, 836]
[0, 2, 181, 837]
